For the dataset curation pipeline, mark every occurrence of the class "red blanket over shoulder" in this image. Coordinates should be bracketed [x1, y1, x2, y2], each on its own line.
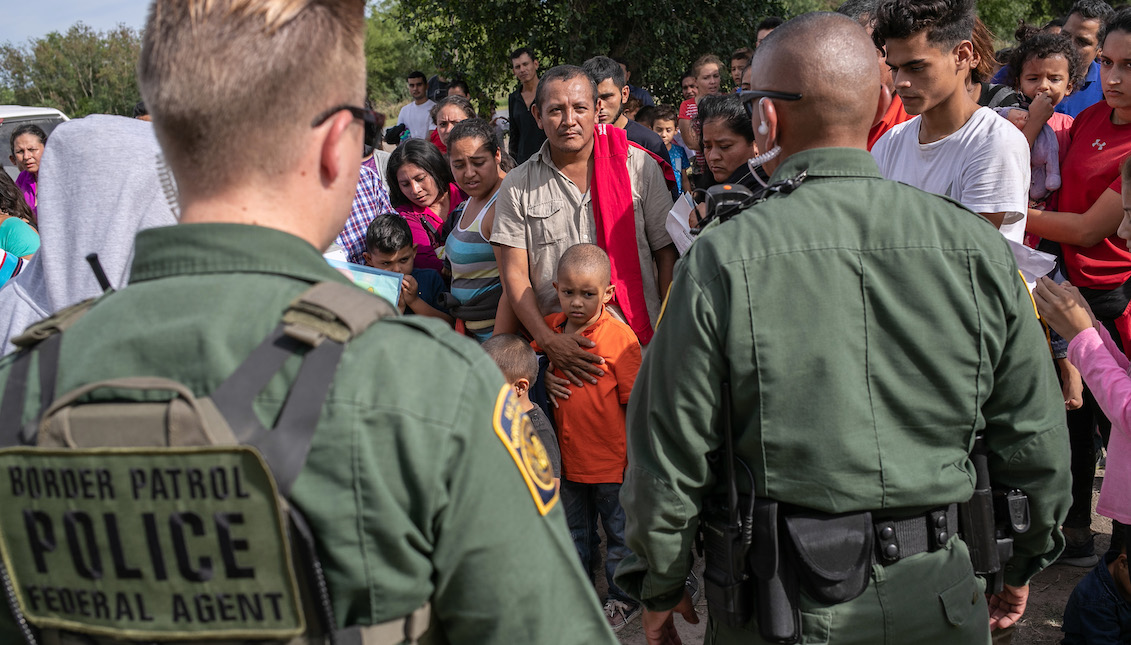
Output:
[590, 124, 667, 345]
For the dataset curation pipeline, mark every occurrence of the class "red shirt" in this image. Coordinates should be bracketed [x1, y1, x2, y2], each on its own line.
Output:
[532, 308, 642, 484]
[867, 94, 913, 151]
[1055, 103, 1131, 289]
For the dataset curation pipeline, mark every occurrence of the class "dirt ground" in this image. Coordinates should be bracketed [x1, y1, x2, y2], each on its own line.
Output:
[609, 467, 1109, 645]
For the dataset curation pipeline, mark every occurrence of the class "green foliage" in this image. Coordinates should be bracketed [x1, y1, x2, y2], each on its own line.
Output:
[779, 0, 840, 18]
[0, 23, 141, 118]
[976, 0, 1074, 41]
[365, 2, 433, 107]
[393, 0, 785, 107]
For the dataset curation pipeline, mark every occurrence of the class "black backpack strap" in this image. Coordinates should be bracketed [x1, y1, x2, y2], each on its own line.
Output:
[211, 282, 396, 496]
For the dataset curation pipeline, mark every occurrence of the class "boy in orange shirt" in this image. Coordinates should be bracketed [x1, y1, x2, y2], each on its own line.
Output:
[532, 243, 643, 631]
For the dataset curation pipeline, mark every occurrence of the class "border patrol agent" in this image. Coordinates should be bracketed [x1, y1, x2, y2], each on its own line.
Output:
[0, 1, 619, 644]
[615, 13, 1071, 645]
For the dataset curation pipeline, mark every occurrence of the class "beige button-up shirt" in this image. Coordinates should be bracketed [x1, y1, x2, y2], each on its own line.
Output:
[491, 139, 674, 324]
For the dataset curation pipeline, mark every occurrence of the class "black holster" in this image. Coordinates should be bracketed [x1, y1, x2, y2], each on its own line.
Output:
[958, 434, 1030, 594]
[701, 499, 875, 644]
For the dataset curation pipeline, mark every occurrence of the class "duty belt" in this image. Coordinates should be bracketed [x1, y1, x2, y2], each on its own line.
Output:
[873, 504, 959, 565]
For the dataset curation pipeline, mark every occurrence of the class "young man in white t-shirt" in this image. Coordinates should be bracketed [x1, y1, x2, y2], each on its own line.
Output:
[871, 0, 1030, 243]
[396, 71, 436, 140]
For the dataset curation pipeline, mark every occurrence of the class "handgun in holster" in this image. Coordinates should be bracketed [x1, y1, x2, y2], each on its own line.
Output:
[957, 433, 1030, 594]
[698, 382, 756, 629]
[697, 383, 801, 643]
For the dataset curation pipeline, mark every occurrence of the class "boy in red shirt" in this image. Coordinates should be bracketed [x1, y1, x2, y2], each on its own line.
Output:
[532, 243, 643, 631]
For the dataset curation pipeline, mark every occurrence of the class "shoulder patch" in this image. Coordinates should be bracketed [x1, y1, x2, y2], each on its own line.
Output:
[492, 386, 558, 515]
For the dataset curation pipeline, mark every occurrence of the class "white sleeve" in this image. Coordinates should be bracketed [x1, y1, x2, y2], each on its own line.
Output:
[956, 120, 1030, 218]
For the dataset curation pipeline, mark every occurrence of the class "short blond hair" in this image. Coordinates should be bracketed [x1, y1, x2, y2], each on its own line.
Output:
[138, 0, 366, 194]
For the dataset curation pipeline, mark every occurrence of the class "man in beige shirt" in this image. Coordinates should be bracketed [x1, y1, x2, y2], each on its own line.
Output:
[492, 65, 676, 385]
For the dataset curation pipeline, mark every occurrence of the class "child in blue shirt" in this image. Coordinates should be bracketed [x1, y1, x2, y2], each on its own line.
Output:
[1061, 529, 1131, 644]
[651, 105, 690, 193]
[363, 214, 452, 324]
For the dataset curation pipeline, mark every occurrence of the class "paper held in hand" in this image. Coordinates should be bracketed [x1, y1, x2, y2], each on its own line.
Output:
[666, 192, 697, 256]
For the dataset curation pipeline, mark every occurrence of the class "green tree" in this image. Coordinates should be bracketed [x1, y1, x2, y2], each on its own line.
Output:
[366, 1, 433, 107]
[977, 0, 1083, 41]
[394, 0, 784, 107]
[0, 23, 142, 118]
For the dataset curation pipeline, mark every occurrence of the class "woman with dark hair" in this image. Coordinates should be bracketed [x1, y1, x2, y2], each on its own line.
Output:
[387, 138, 464, 272]
[1026, 8, 1131, 563]
[429, 95, 476, 153]
[694, 94, 760, 189]
[9, 124, 47, 216]
[0, 173, 40, 258]
[444, 118, 517, 340]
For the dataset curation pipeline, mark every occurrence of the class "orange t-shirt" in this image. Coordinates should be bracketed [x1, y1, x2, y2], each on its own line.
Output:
[533, 308, 642, 484]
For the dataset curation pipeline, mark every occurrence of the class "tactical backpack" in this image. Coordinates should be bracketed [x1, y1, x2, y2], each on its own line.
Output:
[0, 282, 430, 645]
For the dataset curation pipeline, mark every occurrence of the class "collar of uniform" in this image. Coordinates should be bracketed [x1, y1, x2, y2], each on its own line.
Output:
[768, 147, 883, 184]
[128, 223, 352, 286]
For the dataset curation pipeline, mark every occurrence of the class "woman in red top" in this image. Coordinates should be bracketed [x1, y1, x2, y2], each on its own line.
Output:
[386, 138, 465, 273]
[1027, 13, 1131, 352]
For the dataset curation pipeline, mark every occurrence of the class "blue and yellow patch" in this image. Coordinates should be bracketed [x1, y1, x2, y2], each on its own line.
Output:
[492, 386, 558, 515]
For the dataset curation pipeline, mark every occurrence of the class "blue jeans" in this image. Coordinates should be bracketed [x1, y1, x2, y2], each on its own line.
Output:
[560, 480, 633, 603]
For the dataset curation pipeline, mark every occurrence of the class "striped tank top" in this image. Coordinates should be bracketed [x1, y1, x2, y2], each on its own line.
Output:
[446, 192, 502, 342]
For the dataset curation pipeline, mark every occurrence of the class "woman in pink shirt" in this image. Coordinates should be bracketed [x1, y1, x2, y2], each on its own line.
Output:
[386, 138, 464, 273]
[1035, 156, 1131, 554]
[9, 124, 46, 217]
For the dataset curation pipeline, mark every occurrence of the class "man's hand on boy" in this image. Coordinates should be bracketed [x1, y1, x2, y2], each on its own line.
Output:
[539, 333, 604, 386]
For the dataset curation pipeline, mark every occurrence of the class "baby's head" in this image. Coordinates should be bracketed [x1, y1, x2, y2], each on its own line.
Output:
[482, 334, 539, 404]
[554, 243, 614, 327]
[363, 214, 416, 274]
[1000, 107, 1030, 130]
[651, 105, 679, 147]
[1005, 32, 1084, 107]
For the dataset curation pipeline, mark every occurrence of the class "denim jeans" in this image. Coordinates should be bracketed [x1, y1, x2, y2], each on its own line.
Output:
[560, 480, 632, 603]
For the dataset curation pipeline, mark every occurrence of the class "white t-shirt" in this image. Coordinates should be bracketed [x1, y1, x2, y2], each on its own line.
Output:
[396, 100, 436, 140]
[871, 107, 1031, 243]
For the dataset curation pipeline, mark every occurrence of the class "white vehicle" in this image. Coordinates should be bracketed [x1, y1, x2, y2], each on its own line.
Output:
[0, 106, 69, 180]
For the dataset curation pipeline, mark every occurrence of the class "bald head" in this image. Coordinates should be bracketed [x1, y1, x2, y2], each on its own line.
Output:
[557, 243, 611, 285]
[751, 12, 881, 151]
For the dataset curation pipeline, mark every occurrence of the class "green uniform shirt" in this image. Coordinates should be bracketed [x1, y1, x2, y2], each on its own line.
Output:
[615, 148, 1071, 611]
[0, 223, 617, 644]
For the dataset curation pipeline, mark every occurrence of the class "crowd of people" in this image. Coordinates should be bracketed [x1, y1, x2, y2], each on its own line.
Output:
[1, 0, 1131, 643]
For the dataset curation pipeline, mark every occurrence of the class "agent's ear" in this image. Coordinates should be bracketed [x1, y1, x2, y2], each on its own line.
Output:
[620, 85, 630, 105]
[317, 110, 360, 187]
[513, 378, 530, 398]
[362, 251, 373, 266]
[757, 98, 779, 142]
[8, 155, 15, 166]
[532, 102, 543, 130]
[603, 283, 616, 304]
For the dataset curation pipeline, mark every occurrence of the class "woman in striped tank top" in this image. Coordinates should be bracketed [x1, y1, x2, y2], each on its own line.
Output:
[443, 119, 517, 342]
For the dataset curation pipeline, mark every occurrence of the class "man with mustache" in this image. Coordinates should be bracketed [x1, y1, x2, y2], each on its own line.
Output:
[492, 65, 677, 384]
